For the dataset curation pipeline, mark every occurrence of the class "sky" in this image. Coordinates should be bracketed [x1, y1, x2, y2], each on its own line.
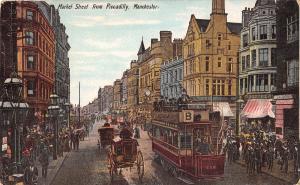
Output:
[47, 0, 256, 106]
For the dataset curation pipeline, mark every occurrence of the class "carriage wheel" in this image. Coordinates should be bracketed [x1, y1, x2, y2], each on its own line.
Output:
[107, 152, 114, 181]
[136, 151, 144, 181]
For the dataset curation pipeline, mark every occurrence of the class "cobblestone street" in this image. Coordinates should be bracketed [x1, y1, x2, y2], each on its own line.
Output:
[51, 121, 290, 185]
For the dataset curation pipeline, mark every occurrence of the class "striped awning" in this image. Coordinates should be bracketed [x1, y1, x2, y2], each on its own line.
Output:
[213, 102, 234, 117]
[241, 99, 275, 119]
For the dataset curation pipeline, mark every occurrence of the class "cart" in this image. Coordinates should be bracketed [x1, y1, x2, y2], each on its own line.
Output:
[107, 129, 144, 181]
[98, 125, 114, 149]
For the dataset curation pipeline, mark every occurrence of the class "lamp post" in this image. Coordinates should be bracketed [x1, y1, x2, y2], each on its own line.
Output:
[0, 72, 29, 162]
[236, 97, 245, 135]
[48, 94, 60, 160]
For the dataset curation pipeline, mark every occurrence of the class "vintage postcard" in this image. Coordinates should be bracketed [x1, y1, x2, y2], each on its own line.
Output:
[0, 0, 299, 185]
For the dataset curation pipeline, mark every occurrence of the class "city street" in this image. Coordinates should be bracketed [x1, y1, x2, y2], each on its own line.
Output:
[51, 120, 289, 185]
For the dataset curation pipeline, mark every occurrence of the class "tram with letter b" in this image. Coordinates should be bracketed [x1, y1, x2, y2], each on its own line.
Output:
[151, 100, 225, 179]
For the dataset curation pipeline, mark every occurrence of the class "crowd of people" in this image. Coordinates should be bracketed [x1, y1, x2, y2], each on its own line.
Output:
[223, 121, 300, 176]
[0, 119, 94, 184]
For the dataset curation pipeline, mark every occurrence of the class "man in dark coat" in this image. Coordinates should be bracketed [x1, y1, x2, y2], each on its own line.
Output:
[39, 147, 49, 178]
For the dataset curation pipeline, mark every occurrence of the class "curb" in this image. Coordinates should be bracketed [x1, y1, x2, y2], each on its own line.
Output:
[47, 152, 70, 185]
[235, 160, 295, 184]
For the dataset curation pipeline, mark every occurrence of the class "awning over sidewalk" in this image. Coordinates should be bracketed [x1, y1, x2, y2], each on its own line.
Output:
[241, 99, 275, 119]
[213, 102, 234, 117]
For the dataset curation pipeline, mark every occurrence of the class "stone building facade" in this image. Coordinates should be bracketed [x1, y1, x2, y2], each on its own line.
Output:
[273, 0, 299, 139]
[113, 79, 121, 112]
[120, 70, 128, 109]
[98, 85, 113, 113]
[239, 0, 277, 132]
[183, 0, 241, 121]
[127, 60, 139, 108]
[50, 5, 70, 107]
[161, 57, 184, 100]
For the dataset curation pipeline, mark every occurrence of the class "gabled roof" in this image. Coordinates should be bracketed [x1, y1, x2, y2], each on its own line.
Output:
[195, 19, 210, 32]
[227, 22, 242, 34]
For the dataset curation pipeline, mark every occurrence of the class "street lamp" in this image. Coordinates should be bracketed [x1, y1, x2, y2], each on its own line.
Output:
[48, 94, 60, 160]
[0, 72, 28, 162]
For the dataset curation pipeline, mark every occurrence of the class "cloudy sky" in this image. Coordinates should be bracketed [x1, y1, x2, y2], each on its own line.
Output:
[48, 0, 256, 106]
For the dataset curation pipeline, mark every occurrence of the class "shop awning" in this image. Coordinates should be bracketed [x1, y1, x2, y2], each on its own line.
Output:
[213, 102, 234, 117]
[241, 99, 275, 119]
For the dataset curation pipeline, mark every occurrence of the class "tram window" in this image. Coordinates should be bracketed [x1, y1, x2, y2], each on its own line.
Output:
[180, 135, 192, 149]
[173, 132, 179, 147]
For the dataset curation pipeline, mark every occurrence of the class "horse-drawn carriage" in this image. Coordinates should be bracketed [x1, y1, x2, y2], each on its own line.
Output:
[98, 123, 114, 149]
[107, 128, 144, 181]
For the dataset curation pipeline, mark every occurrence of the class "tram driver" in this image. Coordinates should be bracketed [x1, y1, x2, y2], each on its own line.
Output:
[197, 137, 211, 155]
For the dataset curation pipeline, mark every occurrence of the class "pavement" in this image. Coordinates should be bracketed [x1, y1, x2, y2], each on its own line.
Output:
[235, 156, 299, 184]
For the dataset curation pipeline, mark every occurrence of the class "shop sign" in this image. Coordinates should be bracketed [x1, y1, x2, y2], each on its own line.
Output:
[274, 94, 294, 100]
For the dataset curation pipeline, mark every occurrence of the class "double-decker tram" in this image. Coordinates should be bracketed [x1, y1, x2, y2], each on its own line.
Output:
[151, 103, 225, 179]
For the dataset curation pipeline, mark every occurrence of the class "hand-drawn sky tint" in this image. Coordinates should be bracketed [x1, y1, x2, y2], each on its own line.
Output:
[47, 0, 255, 106]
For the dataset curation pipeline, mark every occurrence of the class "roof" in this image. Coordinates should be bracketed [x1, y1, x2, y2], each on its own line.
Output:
[137, 39, 145, 55]
[196, 19, 210, 32]
[227, 22, 242, 34]
[255, 0, 276, 7]
[195, 18, 241, 34]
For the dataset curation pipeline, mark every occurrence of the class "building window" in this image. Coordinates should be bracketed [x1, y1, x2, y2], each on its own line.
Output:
[252, 27, 256, 41]
[242, 56, 246, 71]
[27, 55, 35, 70]
[271, 25, 276, 39]
[213, 79, 225, 96]
[242, 34, 248, 47]
[228, 42, 231, 50]
[227, 58, 233, 73]
[179, 68, 182, 80]
[251, 49, 256, 67]
[218, 61, 221, 68]
[271, 73, 276, 90]
[206, 40, 210, 48]
[27, 80, 36, 96]
[246, 55, 250, 70]
[205, 60, 209, 72]
[259, 48, 268, 67]
[256, 74, 269, 92]
[26, 10, 34, 20]
[25, 31, 34, 45]
[240, 79, 243, 94]
[218, 34, 222, 40]
[287, 14, 299, 43]
[248, 75, 254, 92]
[260, 25, 267, 40]
[287, 59, 299, 86]
[271, 48, 276, 66]
[212, 80, 216, 95]
[175, 70, 178, 81]
[228, 80, 232, 95]
[205, 79, 209, 95]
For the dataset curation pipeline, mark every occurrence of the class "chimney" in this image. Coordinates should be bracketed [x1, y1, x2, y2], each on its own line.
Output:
[160, 31, 172, 43]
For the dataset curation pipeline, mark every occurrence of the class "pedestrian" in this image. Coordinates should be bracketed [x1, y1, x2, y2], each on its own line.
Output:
[70, 131, 75, 150]
[39, 147, 49, 178]
[75, 131, 80, 150]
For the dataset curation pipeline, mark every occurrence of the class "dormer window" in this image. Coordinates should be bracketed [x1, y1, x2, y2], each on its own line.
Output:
[26, 10, 34, 20]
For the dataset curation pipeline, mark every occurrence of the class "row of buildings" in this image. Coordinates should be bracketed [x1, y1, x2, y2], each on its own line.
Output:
[0, 1, 71, 124]
[89, 0, 298, 139]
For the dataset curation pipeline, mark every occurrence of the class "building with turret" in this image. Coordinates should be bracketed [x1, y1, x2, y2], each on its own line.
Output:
[239, 0, 277, 132]
[183, 0, 241, 123]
